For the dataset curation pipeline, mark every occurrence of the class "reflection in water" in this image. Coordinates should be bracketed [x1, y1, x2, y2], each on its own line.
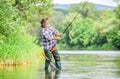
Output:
[0, 65, 42, 79]
[45, 70, 61, 79]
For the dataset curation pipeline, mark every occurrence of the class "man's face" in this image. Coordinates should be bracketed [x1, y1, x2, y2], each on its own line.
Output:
[43, 21, 49, 28]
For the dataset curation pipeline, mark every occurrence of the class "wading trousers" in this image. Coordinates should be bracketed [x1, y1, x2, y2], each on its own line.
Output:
[44, 50, 61, 70]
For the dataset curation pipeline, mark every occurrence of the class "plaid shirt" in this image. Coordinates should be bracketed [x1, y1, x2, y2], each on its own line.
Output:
[41, 25, 58, 50]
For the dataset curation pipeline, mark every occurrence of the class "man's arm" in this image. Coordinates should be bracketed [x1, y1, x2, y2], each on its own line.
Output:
[51, 26, 64, 37]
[50, 37, 62, 41]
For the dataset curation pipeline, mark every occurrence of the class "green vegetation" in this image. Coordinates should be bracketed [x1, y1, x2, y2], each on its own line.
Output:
[0, 0, 53, 65]
[0, 1, 120, 65]
[51, 2, 120, 50]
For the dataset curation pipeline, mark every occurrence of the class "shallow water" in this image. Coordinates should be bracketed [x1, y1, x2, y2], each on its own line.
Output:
[0, 51, 120, 79]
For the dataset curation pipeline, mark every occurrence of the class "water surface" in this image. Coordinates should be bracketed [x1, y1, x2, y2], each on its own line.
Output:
[0, 51, 120, 79]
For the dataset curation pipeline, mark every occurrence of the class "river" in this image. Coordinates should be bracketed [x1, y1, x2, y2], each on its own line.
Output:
[0, 51, 120, 79]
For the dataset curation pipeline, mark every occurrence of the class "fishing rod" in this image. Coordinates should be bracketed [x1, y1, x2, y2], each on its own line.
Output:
[44, 55, 57, 69]
[63, 1, 89, 34]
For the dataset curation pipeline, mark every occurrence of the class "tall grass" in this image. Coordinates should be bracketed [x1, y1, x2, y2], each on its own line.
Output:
[0, 34, 44, 65]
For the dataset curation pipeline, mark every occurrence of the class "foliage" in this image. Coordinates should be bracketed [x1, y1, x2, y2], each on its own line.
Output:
[69, 2, 98, 19]
[49, 8, 68, 31]
[0, 0, 53, 64]
[114, 5, 120, 19]
[53, 2, 120, 50]
[0, 34, 41, 61]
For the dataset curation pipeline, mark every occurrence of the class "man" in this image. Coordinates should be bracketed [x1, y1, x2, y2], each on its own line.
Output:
[41, 18, 63, 70]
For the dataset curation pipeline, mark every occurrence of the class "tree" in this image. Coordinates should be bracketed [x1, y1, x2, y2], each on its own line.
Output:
[57, 2, 119, 50]
[69, 2, 97, 19]
[114, 5, 120, 20]
[107, 4, 120, 49]
[0, 0, 54, 62]
[0, 0, 53, 42]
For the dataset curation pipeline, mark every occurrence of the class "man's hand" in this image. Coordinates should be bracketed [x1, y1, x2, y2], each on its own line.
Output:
[56, 33, 64, 37]
[60, 34, 64, 37]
